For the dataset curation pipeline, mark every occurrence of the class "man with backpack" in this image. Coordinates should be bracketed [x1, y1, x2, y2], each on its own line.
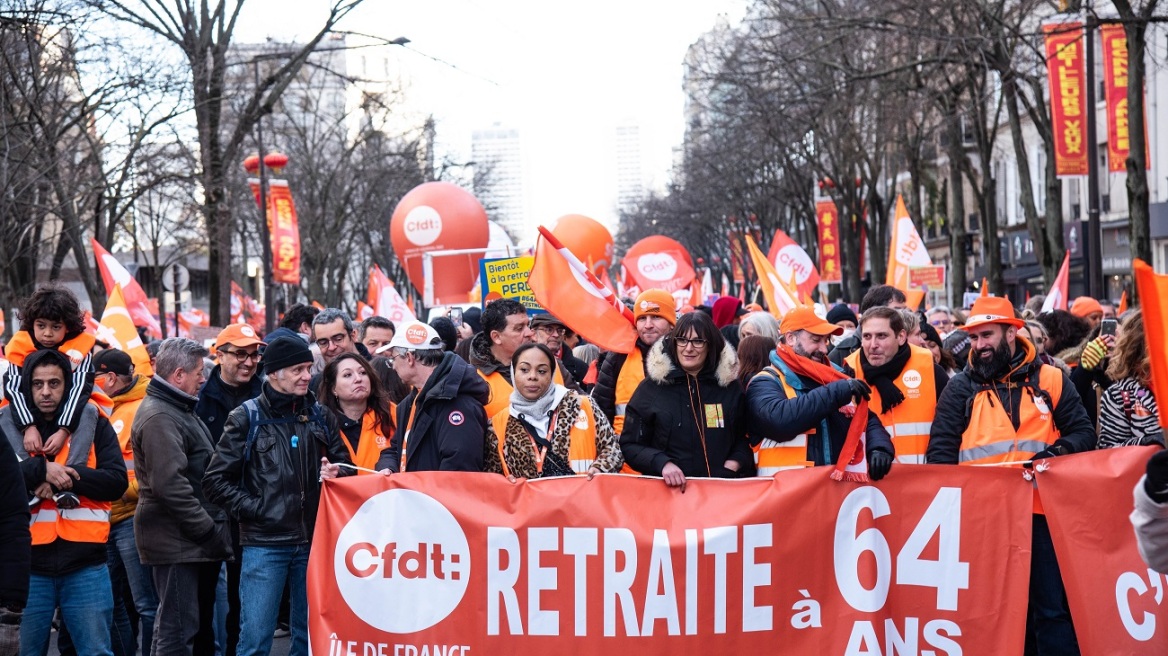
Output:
[926, 295, 1096, 655]
[204, 336, 352, 656]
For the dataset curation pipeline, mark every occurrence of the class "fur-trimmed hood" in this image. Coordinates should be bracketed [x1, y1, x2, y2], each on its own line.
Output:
[645, 338, 738, 387]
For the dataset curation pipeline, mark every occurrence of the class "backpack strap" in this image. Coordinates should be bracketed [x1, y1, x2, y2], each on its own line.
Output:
[242, 399, 263, 464]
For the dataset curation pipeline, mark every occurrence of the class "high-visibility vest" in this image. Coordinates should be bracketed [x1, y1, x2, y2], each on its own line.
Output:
[612, 349, 644, 436]
[480, 367, 564, 419]
[750, 367, 815, 475]
[845, 345, 936, 464]
[958, 364, 1063, 465]
[343, 407, 395, 472]
[107, 376, 148, 525]
[491, 394, 599, 477]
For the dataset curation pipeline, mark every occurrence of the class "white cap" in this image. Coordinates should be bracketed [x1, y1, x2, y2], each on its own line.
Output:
[377, 320, 442, 353]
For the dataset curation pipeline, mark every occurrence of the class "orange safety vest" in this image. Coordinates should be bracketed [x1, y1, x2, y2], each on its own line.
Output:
[343, 407, 395, 472]
[4, 331, 95, 368]
[31, 434, 111, 546]
[108, 375, 148, 525]
[845, 345, 937, 464]
[750, 367, 815, 475]
[480, 367, 564, 419]
[612, 349, 644, 436]
[491, 395, 599, 477]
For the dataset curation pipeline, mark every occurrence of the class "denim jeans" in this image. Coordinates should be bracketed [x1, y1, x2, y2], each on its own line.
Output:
[1026, 515, 1081, 656]
[238, 544, 308, 656]
[21, 563, 113, 656]
[107, 519, 158, 655]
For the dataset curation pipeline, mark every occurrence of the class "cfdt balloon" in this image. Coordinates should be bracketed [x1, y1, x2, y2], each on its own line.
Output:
[550, 214, 614, 276]
[622, 235, 696, 293]
[390, 182, 490, 304]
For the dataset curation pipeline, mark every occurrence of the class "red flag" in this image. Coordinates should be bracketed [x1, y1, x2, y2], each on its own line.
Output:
[368, 267, 418, 325]
[979, 277, 989, 299]
[1117, 289, 1128, 315]
[91, 239, 162, 337]
[1040, 251, 1071, 313]
[528, 227, 637, 354]
[767, 229, 821, 299]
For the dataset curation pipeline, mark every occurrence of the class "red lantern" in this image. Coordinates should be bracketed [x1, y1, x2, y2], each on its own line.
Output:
[242, 154, 260, 174]
[264, 152, 289, 175]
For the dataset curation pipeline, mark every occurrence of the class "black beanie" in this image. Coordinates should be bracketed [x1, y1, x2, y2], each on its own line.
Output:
[262, 336, 313, 374]
[826, 304, 858, 326]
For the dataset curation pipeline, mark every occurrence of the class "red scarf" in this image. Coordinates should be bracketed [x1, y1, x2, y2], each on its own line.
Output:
[773, 344, 870, 482]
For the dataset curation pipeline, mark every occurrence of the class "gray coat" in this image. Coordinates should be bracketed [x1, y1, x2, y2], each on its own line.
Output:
[132, 376, 232, 565]
[1133, 475, 1168, 574]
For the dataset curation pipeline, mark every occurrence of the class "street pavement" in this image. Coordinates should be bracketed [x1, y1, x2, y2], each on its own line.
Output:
[48, 633, 292, 655]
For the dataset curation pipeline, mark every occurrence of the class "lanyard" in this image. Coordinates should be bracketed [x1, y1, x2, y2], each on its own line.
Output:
[399, 395, 422, 472]
[524, 409, 560, 476]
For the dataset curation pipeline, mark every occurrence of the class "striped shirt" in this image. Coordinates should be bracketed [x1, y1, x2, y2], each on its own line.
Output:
[1098, 377, 1163, 449]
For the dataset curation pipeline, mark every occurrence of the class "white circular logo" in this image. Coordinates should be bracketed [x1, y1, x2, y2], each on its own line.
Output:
[1033, 396, 1050, 415]
[334, 489, 470, 633]
[240, 326, 256, 337]
[403, 206, 443, 247]
[774, 244, 815, 285]
[637, 252, 678, 282]
[112, 419, 125, 434]
[901, 369, 922, 390]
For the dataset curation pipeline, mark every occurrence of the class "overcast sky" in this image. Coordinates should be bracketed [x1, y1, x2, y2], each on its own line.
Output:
[233, 0, 747, 241]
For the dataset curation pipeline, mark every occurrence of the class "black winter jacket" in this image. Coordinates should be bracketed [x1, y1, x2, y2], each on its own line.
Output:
[194, 365, 263, 445]
[203, 383, 352, 546]
[0, 422, 30, 607]
[376, 352, 490, 473]
[620, 341, 754, 477]
[828, 333, 860, 367]
[134, 376, 233, 565]
[593, 339, 653, 424]
[926, 342, 1097, 464]
[744, 355, 894, 466]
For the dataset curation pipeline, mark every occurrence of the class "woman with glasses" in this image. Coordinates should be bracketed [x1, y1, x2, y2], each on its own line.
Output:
[487, 343, 622, 479]
[318, 353, 396, 471]
[620, 312, 754, 491]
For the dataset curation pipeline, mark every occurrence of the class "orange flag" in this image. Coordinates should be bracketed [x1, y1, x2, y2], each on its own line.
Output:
[745, 234, 802, 316]
[528, 227, 637, 354]
[1117, 289, 1128, 315]
[96, 285, 154, 377]
[885, 195, 931, 310]
[979, 277, 989, 299]
[1134, 259, 1168, 430]
[1040, 251, 1071, 313]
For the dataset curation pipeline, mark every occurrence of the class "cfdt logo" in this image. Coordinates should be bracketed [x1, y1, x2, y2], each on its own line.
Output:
[638, 252, 678, 282]
[334, 489, 470, 633]
[403, 206, 442, 246]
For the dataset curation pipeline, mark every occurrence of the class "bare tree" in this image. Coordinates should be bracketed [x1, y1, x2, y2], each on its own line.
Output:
[89, 0, 364, 324]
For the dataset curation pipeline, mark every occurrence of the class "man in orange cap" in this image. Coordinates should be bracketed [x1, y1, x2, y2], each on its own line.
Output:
[927, 295, 1095, 655]
[745, 306, 894, 479]
[1069, 296, 1104, 329]
[595, 290, 675, 438]
[193, 323, 266, 656]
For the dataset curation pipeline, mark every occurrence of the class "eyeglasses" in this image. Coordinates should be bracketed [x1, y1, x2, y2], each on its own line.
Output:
[220, 349, 261, 362]
[533, 325, 566, 336]
[674, 337, 708, 349]
[315, 333, 349, 349]
[930, 320, 953, 328]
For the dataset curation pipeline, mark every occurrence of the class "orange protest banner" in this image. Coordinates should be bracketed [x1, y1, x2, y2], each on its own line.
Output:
[249, 178, 302, 284]
[309, 466, 1032, 654]
[1037, 446, 1168, 649]
[1044, 21, 1089, 177]
[816, 200, 842, 283]
[1101, 24, 1150, 173]
[1135, 259, 1168, 430]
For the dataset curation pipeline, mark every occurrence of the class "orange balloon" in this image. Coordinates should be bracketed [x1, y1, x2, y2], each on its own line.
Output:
[621, 236, 697, 293]
[390, 182, 490, 304]
[550, 214, 614, 276]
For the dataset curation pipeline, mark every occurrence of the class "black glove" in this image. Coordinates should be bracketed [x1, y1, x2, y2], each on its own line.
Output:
[1025, 443, 1068, 469]
[1146, 450, 1168, 504]
[868, 450, 893, 481]
[847, 379, 871, 402]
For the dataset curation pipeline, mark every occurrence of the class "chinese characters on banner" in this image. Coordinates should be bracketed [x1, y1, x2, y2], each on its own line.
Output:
[309, 467, 1034, 655]
[1044, 21, 1089, 177]
[816, 200, 842, 283]
[248, 178, 302, 284]
[1101, 24, 1150, 173]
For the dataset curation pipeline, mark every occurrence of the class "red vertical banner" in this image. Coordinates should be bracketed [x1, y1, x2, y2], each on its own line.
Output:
[1101, 24, 1150, 173]
[727, 229, 746, 285]
[249, 179, 302, 284]
[1044, 21, 1089, 177]
[816, 200, 842, 283]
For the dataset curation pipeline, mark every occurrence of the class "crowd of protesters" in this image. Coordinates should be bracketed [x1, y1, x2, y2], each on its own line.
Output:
[0, 281, 1165, 656]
